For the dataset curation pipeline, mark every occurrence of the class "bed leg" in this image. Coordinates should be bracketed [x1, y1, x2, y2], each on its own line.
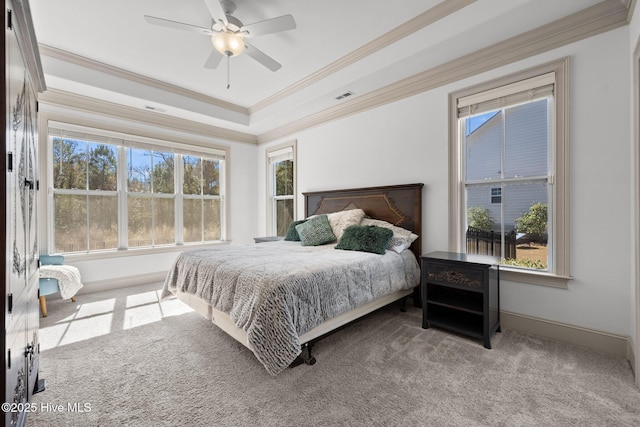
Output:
[399, 297, 408, 312]
[290, 343, 317, 368]
[301, 343, 316, 365]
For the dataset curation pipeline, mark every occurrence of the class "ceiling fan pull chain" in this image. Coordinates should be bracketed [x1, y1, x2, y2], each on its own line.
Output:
[227, 54, 231, 89]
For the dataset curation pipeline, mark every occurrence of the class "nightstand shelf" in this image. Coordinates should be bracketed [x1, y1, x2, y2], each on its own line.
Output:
[426, 306, 484, 339]
[421, 251, 500, 349]
[426, 285, 483, 314]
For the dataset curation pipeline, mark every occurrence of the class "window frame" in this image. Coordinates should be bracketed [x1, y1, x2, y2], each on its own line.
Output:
[179, 154, 225, 244]
[266, 140, 297, 237]
[45, 120, 227, 255]
[448, 58, 570, 287]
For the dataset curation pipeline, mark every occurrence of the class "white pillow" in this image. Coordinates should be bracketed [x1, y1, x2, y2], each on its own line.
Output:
[326, 209, 366, 240]
[360, 218, 418, 253]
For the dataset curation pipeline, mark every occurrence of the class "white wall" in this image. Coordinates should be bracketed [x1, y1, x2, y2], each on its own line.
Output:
[629, 3, 640, 367]
[259, 27, 632, 336]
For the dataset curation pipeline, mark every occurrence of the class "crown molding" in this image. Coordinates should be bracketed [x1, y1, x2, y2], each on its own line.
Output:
[257, 0, 630, 143]
[37, 1, 473, 119]
[34, 0, 631, 146]
[10, 0, 46, 92]
[619, 0, 634, 11]
[626, 0, 637, 21]
[248, 0, 475, 115]
[38, 44, 248, 115]
[39, 88, 258, 145]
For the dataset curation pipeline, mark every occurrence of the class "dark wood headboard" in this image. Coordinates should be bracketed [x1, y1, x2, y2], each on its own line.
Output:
[303, 183, 424, 259]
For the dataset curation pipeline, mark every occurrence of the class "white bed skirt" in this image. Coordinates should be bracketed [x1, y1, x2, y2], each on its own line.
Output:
[176, 288, 413, 350]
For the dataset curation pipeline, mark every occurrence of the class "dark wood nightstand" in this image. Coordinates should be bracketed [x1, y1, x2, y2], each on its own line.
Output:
[421, 251, 500, 349]
[253, 236, 284, 243]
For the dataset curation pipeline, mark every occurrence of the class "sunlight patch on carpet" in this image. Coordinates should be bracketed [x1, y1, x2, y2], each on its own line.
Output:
[41, 313, 113, 351]
[40, 287, 194, 350]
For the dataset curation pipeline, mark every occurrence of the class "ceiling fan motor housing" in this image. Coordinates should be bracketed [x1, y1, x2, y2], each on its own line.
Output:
[210, 1, 245, 56]
[211, 4, 243, 33]
[221, 0, 237, 16]
[224, 15, 243, 32]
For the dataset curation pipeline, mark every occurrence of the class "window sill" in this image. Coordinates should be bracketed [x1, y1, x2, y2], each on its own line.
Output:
[500, 267, 571, 288]
[51, 241, 231, 262]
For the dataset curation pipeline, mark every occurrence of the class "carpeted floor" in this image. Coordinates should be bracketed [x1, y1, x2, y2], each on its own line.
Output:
[27, 282, 640, 426]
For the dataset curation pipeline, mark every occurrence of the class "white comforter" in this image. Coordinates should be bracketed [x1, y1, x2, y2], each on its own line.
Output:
[162, 240, 420, 375]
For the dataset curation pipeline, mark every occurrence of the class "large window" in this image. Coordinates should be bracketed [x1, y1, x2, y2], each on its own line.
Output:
[266, 142, 296, 237]
[449, 60, 569, 285]
[49, 124, 226, 254]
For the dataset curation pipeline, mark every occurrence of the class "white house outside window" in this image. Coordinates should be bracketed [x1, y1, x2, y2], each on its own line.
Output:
[449, 59, 570, 285]
[49, 123, 226, 254]
[267, 142, 296, 237]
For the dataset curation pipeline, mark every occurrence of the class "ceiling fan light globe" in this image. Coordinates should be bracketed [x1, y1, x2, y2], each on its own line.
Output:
[211, 32, 245, 57]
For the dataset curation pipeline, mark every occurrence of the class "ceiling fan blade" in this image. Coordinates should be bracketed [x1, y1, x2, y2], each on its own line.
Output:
[244, 42, 281, 72]
[241, 15, 296, 38]
[144, 15, 213, 35]
[204, 0, 228, 26]
[204, 50, 223, 69]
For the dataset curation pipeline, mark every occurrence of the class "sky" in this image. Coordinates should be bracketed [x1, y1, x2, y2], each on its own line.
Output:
[466, 111, 499, 135]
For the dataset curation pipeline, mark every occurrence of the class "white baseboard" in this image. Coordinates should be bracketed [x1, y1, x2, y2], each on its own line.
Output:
[81, 271, 169, 294]
[501, 310, 630, 360]
[45, 271, 169, 300]
[628, 339, 636, 377]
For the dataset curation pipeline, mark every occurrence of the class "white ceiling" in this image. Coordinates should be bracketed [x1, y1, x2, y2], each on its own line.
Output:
[29, 0, 606, 137]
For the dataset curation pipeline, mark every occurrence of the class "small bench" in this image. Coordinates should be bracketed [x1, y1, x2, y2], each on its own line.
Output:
[39, 255, 78, 317]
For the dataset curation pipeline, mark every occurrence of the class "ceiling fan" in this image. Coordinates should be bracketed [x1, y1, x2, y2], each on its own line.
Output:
[144, 0, 296, 87]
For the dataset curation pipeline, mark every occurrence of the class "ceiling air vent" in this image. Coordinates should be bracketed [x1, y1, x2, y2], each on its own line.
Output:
[144, 105, 166, 113]
[335, 91, 354, 100]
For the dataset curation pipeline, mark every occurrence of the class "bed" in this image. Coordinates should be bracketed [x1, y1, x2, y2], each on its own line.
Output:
[162, 183, 424, 375]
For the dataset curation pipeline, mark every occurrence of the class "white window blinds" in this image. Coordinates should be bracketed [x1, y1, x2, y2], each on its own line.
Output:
[267, 146, 293, 164]
[48, 121, 226, 159]
[457, 72, 555, 118]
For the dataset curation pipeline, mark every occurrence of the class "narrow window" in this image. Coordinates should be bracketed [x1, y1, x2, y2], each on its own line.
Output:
[267, 142, 296, 236]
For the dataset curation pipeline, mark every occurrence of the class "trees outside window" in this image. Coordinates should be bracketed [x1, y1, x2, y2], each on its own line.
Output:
[50, 128, 225, 254]
[267, 143, 295, 237]
[127, 148, 175, 247]
[53, 138, 118, 252]
[183, 156, 221, 242]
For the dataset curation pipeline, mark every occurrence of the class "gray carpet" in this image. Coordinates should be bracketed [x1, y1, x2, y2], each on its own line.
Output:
[27, 283, 640, 426]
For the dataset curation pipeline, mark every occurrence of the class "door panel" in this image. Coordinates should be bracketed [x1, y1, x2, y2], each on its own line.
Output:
[26, 277, 39, 396]
[6, 5, 27, 304]
[3, 2, 43, 426]
[4, 311, 27, 427]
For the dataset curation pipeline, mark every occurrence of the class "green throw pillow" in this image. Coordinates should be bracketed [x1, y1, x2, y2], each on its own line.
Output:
[295, 215, 336, 246]
[335, 225, 393, 255]
[284, 219, 307, 241]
